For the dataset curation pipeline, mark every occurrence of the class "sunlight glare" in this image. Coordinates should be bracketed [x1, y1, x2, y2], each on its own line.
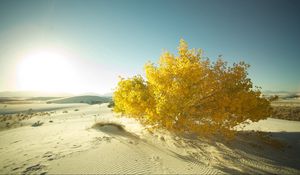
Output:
[17, 49, 79, 93]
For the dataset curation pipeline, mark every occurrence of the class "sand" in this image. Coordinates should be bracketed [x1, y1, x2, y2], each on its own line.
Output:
[0, 103, 300, 174]
[0, 103, 87, 115]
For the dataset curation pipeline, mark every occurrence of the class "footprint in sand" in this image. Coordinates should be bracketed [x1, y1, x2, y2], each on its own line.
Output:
[43, 151, 63, 161]
[10, 140, 21, 144]
[92, 136, 112, 144]
[127, 140, 138, 145]
[22, 164, 45, 174]
[72, 144, 82, 148]
[43, 151, 53, 158]
[150, 155, 160, 161]
[11, 167, 20, 171]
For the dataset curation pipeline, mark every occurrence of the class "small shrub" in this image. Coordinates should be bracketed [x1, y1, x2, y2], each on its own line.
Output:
[107, 101, 114, 108]
[32, 121, 43, 127]
[27, 108, 33, 115]
[113, 39, 272, 138]
[272, 106, 300, 121]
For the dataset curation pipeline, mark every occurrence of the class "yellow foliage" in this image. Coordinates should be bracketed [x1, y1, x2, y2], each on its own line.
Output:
[113, 39, 272, 137]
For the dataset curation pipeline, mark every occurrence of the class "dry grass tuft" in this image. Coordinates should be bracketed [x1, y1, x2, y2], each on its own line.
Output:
[271, 106, 300, 121]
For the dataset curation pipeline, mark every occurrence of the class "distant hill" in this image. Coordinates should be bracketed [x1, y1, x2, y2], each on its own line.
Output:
[26, 97, 62, 101]
[78, 92, 102, 96]
[47, 95, 112, 105]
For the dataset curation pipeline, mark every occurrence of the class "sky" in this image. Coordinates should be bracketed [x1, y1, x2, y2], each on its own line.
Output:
[0, 0, 299, 94]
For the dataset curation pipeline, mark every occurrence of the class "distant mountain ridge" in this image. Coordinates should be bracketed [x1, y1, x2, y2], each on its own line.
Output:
[47, 95, 112, 104]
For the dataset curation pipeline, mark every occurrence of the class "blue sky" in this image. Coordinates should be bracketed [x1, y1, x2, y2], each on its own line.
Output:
[0, 0, 299, 94]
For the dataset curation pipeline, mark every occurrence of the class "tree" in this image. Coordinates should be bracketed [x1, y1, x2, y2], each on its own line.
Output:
[113, 39, 272, 137]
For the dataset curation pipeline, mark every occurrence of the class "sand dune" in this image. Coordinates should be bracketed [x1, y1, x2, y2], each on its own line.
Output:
[0, 104, 300, 174]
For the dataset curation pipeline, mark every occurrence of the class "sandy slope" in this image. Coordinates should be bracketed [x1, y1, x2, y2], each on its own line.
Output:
[0, 104, 300, 174]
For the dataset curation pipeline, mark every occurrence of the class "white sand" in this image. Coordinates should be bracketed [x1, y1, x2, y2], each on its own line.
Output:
[0, 103, 87, 114]
[0, 104, 300, 174]
[242, 118, 300, 132]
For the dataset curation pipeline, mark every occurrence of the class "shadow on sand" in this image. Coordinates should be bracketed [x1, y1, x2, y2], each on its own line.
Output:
[174, 131, 300, 174]
[91, 122, 140, 140]
[92, 121, 300, 174]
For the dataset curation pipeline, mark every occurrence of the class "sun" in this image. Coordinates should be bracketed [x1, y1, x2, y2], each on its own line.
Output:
[17, 49, 77, 93]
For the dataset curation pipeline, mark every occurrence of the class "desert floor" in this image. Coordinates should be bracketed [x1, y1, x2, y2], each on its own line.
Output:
[0, 103, 300, 174]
